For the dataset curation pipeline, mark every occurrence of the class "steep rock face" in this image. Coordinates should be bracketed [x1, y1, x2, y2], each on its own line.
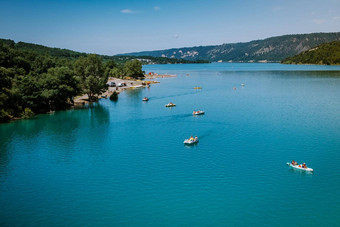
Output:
[123, 32, 340, 62]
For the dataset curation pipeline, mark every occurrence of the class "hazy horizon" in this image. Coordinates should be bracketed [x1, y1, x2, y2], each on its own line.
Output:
[1, 0, 340, 55]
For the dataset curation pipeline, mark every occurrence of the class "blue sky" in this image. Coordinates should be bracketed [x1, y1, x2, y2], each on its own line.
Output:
[1, 0, 339, 55]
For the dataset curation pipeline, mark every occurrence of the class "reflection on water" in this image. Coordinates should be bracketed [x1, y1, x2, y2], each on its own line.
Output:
[125, 87, 145, 100]
[288, 167, 314, 176]
[184, 143, 199, 149]
[0, 102, 110, 174]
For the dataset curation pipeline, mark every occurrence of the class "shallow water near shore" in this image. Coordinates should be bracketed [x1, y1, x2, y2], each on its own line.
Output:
[1, 63, 340, 226]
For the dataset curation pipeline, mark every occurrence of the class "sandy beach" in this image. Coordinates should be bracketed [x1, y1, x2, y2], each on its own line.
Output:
[145, 73, 176, 79]
[74, 77, 162, 105]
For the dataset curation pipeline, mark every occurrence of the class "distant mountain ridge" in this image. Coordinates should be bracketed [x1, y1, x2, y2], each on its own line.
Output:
[122, 32, 340, 62]
[0, 38, 208, 65]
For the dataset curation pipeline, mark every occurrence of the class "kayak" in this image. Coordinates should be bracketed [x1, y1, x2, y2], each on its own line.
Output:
[184, 137, 199, 145]
[165, 103, 176, 107]
[286, 162, 314, 172]
[193, 110, 205, 115]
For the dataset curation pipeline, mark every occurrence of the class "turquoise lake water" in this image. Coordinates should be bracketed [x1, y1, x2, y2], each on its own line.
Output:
[1, 63, 340, 226]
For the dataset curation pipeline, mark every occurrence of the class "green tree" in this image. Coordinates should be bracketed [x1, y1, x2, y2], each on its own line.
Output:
[104, 60, 123, 78]
[31, 55, 55, 74]
[40, 67, 80, 110]
[74, 54, 107, 101]
[0, 67, 14, 121]
[16, 73, 43, 113]
[21, 107, 34, 119]
[123, 59, 144, 79]
[109, 67, 123, 78]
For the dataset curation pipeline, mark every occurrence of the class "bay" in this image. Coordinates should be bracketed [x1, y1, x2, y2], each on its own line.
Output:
[1, 63, 340, 226]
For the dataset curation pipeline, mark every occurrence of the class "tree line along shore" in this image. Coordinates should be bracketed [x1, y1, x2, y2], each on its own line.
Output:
[0, 41, 147, 123]
[2, 36, 340, 123]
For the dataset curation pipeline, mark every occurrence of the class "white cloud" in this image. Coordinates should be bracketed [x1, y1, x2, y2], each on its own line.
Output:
[121, 9, 134, 14]
[154, 6, 160, 11]
[173, 34, 179, 39]
[333, 16, 340, 20]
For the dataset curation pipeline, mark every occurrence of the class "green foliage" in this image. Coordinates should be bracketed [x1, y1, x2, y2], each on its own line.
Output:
[0, 65, 23, 121]
[75, 54, 107, 101]
[110, 91, 118, 101]
[108, 67, 123, 78]
[104, 60, 117, 78]
[0, 40, 110, 122]
[40, 67, 80, 110]
[123, 59, 144, 79]
[281, 40, 340, 65]
[21, 107, 34, 119]
[0, 37, 210, 123]
[1, 38, 207, 65]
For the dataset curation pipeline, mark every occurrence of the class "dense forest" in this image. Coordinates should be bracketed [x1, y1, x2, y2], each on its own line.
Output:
[124, 32, 340, 62]
[281, 40, 340, 65]
[0, 39, 209, 64]
[0, 39, 146, 122]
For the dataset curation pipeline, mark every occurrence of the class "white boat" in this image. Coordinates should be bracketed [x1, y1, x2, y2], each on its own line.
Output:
[165, 103, 176, 107]
[184, 137, 199, 145]
[142, 97, 149, 101]
[193, 110, 205, 115]
[286, 162, 314, 172]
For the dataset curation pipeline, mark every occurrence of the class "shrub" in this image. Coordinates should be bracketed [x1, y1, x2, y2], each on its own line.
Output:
[21, 108, 34, 119]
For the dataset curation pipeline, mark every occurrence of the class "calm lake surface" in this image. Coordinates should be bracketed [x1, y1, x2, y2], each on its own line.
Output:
[1, 63, 340, 226]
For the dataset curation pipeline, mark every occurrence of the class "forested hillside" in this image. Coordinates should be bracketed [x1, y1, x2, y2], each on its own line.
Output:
[123, 32, 340, 62]
[0, 38, 209, 122]
[0, 39, 208, 64]
[281, 40, 340, 65]
[0, 39, 145, 122]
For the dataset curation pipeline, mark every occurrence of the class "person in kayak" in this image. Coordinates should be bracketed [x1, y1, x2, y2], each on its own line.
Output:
[291, 160, 298, 165]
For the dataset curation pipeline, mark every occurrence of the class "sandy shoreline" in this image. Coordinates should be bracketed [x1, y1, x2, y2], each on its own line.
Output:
[74, 75, 172, 105]
[145, 73, 176, 79]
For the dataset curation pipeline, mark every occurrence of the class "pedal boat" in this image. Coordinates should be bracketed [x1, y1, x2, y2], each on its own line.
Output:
[193, 110, 205, 115]
[286, 162, 313, 172]
[184, 137, 199, 145]
[165, 103, 176, 107]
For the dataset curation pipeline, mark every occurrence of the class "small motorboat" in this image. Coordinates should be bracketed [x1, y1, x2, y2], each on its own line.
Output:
[165, 102, 176, 107]
[142, 97, 149, 101]
[286, 162, 314, 172]
[184, 136, 199, 145]
[193, 110, 205, 115]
